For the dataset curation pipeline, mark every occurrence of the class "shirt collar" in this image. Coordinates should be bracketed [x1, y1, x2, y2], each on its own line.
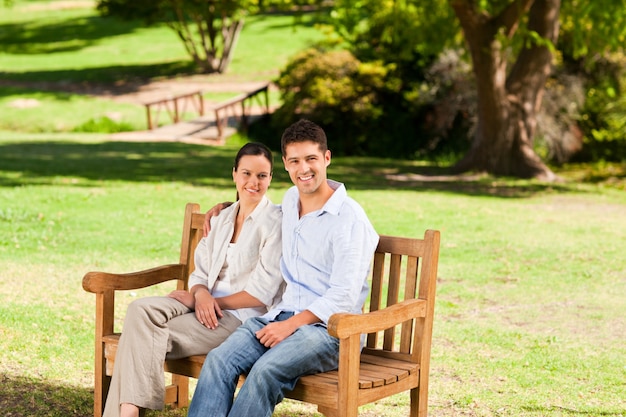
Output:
[228, 195, 270, 222]
[318, 179, 346, 216]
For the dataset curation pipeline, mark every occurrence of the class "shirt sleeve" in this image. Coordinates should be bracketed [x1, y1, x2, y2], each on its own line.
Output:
[241, 209, 284, 307]
[306, 219, 378, 324]
[187, 236, 210, 290]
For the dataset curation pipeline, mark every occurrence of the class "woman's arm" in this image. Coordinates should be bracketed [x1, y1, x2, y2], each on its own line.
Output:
[215, 291, 264, 310]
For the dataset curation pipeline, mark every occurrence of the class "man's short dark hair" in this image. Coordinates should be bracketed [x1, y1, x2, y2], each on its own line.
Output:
[280, 119, 328, 156]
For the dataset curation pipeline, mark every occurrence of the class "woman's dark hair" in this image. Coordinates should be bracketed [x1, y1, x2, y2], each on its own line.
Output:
[234, 142, 274, 172]
[233, 142, 273, 201]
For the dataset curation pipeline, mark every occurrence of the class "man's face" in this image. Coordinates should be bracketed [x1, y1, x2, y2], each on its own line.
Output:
[282, 141, 331, 195]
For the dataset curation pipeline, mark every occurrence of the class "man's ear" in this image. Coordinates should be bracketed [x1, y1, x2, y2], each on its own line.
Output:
[325, 150, 331, 167]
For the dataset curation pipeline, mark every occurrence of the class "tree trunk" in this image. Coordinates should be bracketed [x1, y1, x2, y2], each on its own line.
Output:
[451, 0, 560, 180]
[166, 2, 243, 74]
[217, 19, 244, 73]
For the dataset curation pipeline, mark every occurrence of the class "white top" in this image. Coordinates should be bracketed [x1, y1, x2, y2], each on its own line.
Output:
[188, 196, 284, 323]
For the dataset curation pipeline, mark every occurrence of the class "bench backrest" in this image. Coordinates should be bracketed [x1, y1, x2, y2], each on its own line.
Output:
[365, 232, 440, 368]
[177, 203, 205, 291]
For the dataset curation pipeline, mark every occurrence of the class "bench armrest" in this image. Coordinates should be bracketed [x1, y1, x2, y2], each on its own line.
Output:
[327, 298, 427, 339]
[82, 264, 185, 293]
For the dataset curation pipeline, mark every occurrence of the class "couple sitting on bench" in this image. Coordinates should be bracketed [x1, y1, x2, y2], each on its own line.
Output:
[104, 119, 379, 417]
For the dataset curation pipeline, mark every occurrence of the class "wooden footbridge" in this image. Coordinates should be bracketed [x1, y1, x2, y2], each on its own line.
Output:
[110, 82, 271, 145]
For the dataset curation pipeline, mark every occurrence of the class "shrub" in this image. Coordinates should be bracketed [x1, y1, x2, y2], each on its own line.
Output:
[72, 116, 135, 133]
[272, 48, 388, 155]
[271, 47, 465, 158]
[575, 55, 626, 162]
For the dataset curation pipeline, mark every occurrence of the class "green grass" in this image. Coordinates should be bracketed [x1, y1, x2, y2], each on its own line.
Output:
[0, 133, 625, 416]
[0, 87, 146, 132]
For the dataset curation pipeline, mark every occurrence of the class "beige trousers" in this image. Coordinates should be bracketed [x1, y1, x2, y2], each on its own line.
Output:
[102, 296, 242, 417]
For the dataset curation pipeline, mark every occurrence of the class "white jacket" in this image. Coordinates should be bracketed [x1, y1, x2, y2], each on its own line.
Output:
[188, 196, 283, 321]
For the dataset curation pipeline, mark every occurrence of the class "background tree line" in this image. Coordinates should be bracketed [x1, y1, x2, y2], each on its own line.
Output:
[95, 0, 626, 179]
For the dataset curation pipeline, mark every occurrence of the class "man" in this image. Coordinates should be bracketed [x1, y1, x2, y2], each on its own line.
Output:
[187, 119, 379, 417]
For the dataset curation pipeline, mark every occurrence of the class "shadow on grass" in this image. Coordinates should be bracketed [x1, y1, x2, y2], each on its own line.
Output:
[1, 15, 140, 56]
[0, 374, 92, 417]
[0, 139, 583, 198]
[0, 374, 189, 417]
[1, 13, 201, 83]
[0, 61, 199, 87]
[0, 140, 240, 188]
[521, 405, 625, 416]
[1, 10, 200, 85]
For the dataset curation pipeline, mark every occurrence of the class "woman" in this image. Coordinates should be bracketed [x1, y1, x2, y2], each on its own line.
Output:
[103, 142, 283, 417]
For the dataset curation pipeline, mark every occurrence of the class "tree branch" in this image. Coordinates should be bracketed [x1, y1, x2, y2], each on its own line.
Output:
[494, 0, 535, 38]
[507, 0, 560, 95]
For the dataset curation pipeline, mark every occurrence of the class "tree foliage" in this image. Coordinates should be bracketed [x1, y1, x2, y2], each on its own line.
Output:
[300, 0, 626, 178]
[331, 0, 458, 64]
[96, 0, 255, 73]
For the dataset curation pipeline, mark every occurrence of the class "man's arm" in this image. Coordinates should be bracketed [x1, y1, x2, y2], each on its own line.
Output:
[203, 202, 233, 237]
[306, 221, 378, 324]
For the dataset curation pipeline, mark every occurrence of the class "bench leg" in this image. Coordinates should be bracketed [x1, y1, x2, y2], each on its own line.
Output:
[164, 374, 190, 409]
[411, 386, 429, 417]
[172, 374, 190, 408]
[318, 406, 339, 417]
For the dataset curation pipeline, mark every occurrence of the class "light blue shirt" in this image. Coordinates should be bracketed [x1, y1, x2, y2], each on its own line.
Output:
[266, 180, 379, 325]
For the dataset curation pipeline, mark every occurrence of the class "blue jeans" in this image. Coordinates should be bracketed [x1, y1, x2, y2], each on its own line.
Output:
[187, 312, 340, 417]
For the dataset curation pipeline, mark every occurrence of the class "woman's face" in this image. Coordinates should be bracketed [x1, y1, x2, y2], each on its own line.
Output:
[233, 154, 273, 204]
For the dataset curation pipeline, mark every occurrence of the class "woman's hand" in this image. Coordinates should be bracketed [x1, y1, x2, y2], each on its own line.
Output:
[167, 290, 195, 309]
[193, 289, 223, 329]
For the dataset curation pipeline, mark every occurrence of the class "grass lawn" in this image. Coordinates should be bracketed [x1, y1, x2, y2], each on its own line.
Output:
[0, 133, 625, 416]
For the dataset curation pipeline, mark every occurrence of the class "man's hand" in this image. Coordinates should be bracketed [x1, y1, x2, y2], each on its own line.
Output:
[256, 311, 321, 348]
[203, 202, 233, 237]
[255, 320, 299, 348]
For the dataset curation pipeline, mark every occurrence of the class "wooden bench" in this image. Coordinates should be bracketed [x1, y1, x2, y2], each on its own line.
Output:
[82, 203, 440, 417]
